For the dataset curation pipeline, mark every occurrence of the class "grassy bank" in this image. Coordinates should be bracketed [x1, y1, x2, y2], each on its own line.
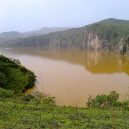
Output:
[0, 89, 129, 129]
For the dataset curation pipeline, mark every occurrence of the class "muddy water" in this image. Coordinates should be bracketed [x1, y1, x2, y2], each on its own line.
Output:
[1, 48, 129, 107]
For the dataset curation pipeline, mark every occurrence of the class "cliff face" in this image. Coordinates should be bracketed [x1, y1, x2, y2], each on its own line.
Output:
[8, 31, 110, 51]
[81, 31, 106, 50]
[46, 31, 109, 50]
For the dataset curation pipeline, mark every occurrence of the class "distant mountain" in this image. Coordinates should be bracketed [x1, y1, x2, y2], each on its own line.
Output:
[3, 18, 129, 51]
[0, 31, 24, 43]
[0, 27, 69, 45]
[24, 27, 69, 36]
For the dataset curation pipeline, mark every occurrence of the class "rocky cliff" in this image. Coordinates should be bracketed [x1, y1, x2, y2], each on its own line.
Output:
[8, 30, 110, 51]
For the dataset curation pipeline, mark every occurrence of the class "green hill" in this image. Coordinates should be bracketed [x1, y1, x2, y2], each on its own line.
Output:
[85, 18, 129, 45]
[0, 28, 69, 46]
[0, 31, 24, 44]
[0, 55, 36, 93]
[5, 18, 129, 51]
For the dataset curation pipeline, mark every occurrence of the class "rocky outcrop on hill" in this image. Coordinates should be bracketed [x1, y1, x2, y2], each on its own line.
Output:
[2, 18, 129, 52]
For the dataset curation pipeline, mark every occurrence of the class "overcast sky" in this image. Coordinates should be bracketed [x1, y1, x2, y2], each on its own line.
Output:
[0, 0, 129, 32]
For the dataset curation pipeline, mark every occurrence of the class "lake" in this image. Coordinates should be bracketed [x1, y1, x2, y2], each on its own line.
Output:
[1, 48, 129, 107]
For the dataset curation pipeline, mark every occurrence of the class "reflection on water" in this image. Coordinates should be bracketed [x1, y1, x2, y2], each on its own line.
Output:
[1, 48, 129, 107]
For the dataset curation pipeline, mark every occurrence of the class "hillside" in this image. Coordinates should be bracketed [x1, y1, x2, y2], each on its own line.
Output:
[85, 18, 129, 46]
[0, 27, 69, 46]
[0, 31, 24, 43]
[0, 55, 36, 93]
[5, 18, 129, 51]
[24, 27, 69, 37]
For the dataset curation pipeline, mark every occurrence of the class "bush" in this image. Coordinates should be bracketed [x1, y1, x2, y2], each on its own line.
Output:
[87, 91, 120, 108]
[21, 94, 35, 101]
[0, 72, 8, 86]
[122, 101, 129, 110]
[107, 91, 119, 106]
[22, 92, 56, 105]
[0, 88, 14, 98]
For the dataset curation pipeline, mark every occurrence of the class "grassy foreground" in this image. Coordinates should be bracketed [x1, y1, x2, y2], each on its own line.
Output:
[0, 90, 129, 129]
[1, 56, 129, 129]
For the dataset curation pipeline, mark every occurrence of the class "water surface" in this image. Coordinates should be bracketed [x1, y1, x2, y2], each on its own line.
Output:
[1, 48, 129, 107]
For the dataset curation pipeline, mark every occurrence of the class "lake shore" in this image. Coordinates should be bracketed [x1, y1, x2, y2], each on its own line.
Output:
[1, 48, 129, 106]
[1, 89, 129, 129]
[0, 55, 129, 128]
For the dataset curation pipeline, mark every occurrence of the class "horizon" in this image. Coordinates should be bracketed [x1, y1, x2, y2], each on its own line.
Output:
[0, 0, 129, 33]
[0, 18, 129, 33]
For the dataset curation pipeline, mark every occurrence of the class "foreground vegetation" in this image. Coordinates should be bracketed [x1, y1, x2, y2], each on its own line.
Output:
[0, 55, 36, 93]
[1, 56, 129, 129]
[0, 88, 129, 129]
[87, 91, 129, 110]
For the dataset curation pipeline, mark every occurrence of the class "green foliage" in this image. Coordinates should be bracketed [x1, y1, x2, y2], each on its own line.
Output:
[0, 88, 14, 98]
[22, 92, 56, 105]
[107, 91, 119, 106]
[0, 71, 8, 86]
[0, 94, 129, 129]
[87, 91, 122, 108]
[122, 100, 129, 110]
[0, 55, 36, 93]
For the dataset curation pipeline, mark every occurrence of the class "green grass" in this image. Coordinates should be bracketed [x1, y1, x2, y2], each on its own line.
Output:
[0, 93, 129, 129]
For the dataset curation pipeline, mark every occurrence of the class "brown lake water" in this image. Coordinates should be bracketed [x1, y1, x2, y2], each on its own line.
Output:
[1, 48, 129, 107]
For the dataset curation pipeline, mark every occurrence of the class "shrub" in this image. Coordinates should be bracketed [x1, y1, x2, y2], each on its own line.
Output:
[87, 91, 120, 108]
[22, 92, 56, 105]
[87, 95, 96, 108]
[122, 101, 129, 110]
[21, 94, 35, 101]
[0, 88, 14, 98]
[107, 91, 119, 106]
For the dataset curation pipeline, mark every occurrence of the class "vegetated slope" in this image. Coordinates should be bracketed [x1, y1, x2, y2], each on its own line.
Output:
[0, 27, 69, 46]
[0, 31, 24, 43]
[85, 18, 129, 46]
[7, 18, 129, 51]
[6, 28, 84, 48]
[24, 27, 69, 37]
[0, 89, 129, 129]
[0, 55, 36, 93]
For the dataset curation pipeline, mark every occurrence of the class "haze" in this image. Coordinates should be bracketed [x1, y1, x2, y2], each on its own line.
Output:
[0, 0, 129, 32]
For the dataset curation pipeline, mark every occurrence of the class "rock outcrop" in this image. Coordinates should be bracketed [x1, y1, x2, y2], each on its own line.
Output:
[81, 31, 108, 50]
[47, 31, 110, 50]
